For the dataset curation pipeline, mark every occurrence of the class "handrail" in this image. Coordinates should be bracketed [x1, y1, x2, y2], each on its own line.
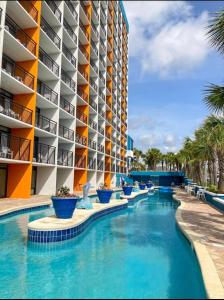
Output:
[79, 20, 89, 40]
[75, 133, 87, 146]
[65, 1, 78, 21]
[33, 142, 55, 164]
[60, 97, 75, 116]
[75, 154, 86, 168]
[5, 14, 36, 55]
[89, 119, 97, 130]
[89, 98, 97, 111]
[0, 94, 32, 125]
[88, 139, 96, 150]
[2, 55, 34, 89]
[19, 0, 38, 22]
[62, 43, 77, 67]
[37, 80, 58, 105]
[79, 44, 89, 60]
[61, 69, 76, 91]
[58, 149, 73, 167]
[39, 47, 59, 76]
[88, 157, 96, 170]
[77, 86, 89, 102]
[40, 17, 61, 49]
[59, 124, 74, 141]
[45, 0, 61, 22]
[76, 108, 88, 124]
[64, 18, 77, 44]
[35, 113, 57, 135]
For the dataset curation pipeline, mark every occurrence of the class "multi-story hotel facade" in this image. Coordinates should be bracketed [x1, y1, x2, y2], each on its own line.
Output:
[0, 0, 128, 198]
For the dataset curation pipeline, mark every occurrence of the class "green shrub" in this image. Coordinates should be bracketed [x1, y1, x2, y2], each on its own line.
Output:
[206, 184, 218, 193]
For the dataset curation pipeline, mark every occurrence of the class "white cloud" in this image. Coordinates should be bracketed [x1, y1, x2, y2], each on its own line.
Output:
[124, 1, 210, 77]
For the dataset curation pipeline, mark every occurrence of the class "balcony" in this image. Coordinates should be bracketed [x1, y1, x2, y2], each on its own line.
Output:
[4, 14, 36, 57]
[91, 40, 99, 56]
[97, 160, 104, 171]
[98, 109, 105, 119]
[89, 119, 97, 131]
[79, 20, 89, 41]
[0, 131, 30, 162]
[105, 148, 111, 156]
[76, 133, 87, 146]
[19, 0, 38, 23]
[91, 21, 99, 39]
[65, 1, 78, 22]
[80, 1, 90, 21]
[88, 139, 96, 150]
[35, 114, 57, 135]
[89, 98, 97, 111]
[99, 89, 105, 101]
[77, 87, 88, 102]
[37, 80, 58, 106]
[88, 157, 96, 170]
[100, 38, 106, 52]
[60, 97, 75, 116]
[98, 144, 104, 153]
[90, 78, 98, 92]
[1, 55, 34, 93]
[0, 94, 32, 127]
[79, 44, 89, 61]
[33, 142, 55, 165]
[75, 154, 86, 169]
[58, 149, 73, 167]
[45, 0, 62, 22]
[111, 164, 116, 172]
[90, 60, 98, 74]
[61, 69, 76, 92]
[59, 125, 74, 141]
[39, 47, 59, 77]
[98, 126, 104, 136]
[64, 18, 77, 44]
[76, 109, 88, 124]
[40, 17, 61, 49]
[78, 65, 88, 81]
[62, 43, 76, 68]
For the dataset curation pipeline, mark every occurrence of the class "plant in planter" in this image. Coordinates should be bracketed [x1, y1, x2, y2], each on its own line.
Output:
[139, 182, 146, 190]
[122, 183, 133, 196]
[51, 186, 79, 219]
[97, 183, 113, 204]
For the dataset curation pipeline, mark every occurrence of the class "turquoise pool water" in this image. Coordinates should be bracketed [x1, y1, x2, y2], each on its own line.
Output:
[0, 191, 206, 299]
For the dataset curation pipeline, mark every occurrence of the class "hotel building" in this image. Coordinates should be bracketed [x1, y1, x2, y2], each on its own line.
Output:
[0, 1, 129, 198]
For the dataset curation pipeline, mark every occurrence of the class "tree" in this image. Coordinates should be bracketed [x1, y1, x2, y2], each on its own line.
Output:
[207, 10, 224, 55]
[144, 148, 162, 171]
[204, 83, 224, 114]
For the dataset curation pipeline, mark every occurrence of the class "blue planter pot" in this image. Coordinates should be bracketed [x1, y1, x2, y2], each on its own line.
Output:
[97, 190, 113, 203]
[146, 183, 153, 188]
[122, 186, 133, 196]
[51, 197, 78, 219]
[139, 184, 146, 190]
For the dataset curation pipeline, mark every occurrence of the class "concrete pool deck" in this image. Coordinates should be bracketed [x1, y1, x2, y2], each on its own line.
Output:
[174, 189, 224, 299]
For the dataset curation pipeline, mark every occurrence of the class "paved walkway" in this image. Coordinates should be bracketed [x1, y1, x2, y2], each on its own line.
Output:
[174, 189, 224, 299]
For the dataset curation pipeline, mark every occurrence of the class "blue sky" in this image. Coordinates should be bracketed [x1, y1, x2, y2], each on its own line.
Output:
[123, 1, 224, 153]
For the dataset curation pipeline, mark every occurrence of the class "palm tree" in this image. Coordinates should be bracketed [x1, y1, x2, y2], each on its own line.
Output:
[207, 10, 224, 55]
[204, 83, 224, 114]
[144, 148, 162, 171]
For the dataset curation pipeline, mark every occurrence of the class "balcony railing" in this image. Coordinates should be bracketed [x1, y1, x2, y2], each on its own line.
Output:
[88, 157, 96, 170]
[88, 139, 96, 150]
[2, 55, 34, 90]
[100, 38, 106, 52]
[92, 2, 99, 20]
[98, 126, 104, 136]
[61, 69, 76, 91]
[0, 94, 32, 125]
[39, 47, 59, 76]
[111, 164, 116, 172]
[5, 14, 37, 55]
[79, 44, 89, 60]
[19, 0, 38, 22]
[62, 43, 76, 67]
[91, 40, 99, 56]
[91, 21, 99, 38]
[89, 119, 97, 130]
[35, 114, 57, 135]
[90, 79, 98, 92]
[89, 98, 97, 111]
[76, 108, 88, 124]
[98, 144, 104, 153]
[64, 18, 77, 44]
[80, 20, 89, 40]
[0, 131, 30, 161]
[45, 0, 62, 22]
[37, 80, 58, 105]
[75, 133, 87, 146]
[75, 154, 86, 168]
[60, 97, 75, 116]
[99, 89, 105, 101]
[58, 149, 73, 167]
[100, 22, 106, 37]
[78, 65, 88, 81]
[59, 125, 74, 141]
[40, 17, 61, 49]
[97, 160, 104, 171]
[98, 109, 105, 119]
[90, 60, 98, 74]
[80, 1, 90, 20]
[65, 1, 78, 21]
[33, 142, 55, 164]
[77, 87, 88, 102]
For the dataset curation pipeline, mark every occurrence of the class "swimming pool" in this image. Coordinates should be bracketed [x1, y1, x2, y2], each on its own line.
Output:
[0, 191, 206, 299]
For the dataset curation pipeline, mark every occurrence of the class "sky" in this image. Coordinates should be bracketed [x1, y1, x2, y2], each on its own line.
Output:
[123, 0, 224, 153]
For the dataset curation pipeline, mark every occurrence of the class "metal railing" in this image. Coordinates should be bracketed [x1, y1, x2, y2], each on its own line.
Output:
[98, 144, 104, 153]
[90, 60, 98, 74]
[39, 47, 59, 76]
[90, 78, 98, 92]
[19, 0, 38, 22]
[77, 87, 88, 102]
[65, 1, 78, 21]
[5, 14, 36, 55]
[2, 55, 34, 90]
[91, 39, 98, 56]
[33, 142, 55, 164]
[60, 97, 75, 116]
[79, 44, 89, 60]
[89, 119, 97, 130]
[40, 17, 61, 49]
[98, 126, 104, 135]
[0, 94, 32, 125]
[76, 108, 88, 124]
[45, 0, 62, 22]
[99, 89, 105, 101]
[80, 20, 89, 40]
[64, 18, 77, 44]
[98, 109, 105, 119]
[75, 133, 87, 146]
[89, 98, 97, 111]
[100, 38, 106, 52]
[35, 114, 57, 135]
[58, 149, 73, 167]
[97, 160, 104, 171]
[61, 69, 76, 91]
[80, 1, 90, 20]
[62, 43, 76, 67]
[0, 131, 30, 161]
[91, 21, 99, 38]
[75, 154, 86, 168]
[78, 65, 88, 81]
[59, 124, 74, 141]
[88, 139, 96, 150]
[88, 157, 96, 170]
[37, 80, 58, 105]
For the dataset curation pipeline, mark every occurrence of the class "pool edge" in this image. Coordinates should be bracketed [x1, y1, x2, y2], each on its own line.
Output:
[174, 194, 224, 299]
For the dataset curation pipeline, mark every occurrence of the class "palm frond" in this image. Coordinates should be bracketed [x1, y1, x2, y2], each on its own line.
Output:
[203, 83, 224, 113]
[207, 10, 224, 55]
